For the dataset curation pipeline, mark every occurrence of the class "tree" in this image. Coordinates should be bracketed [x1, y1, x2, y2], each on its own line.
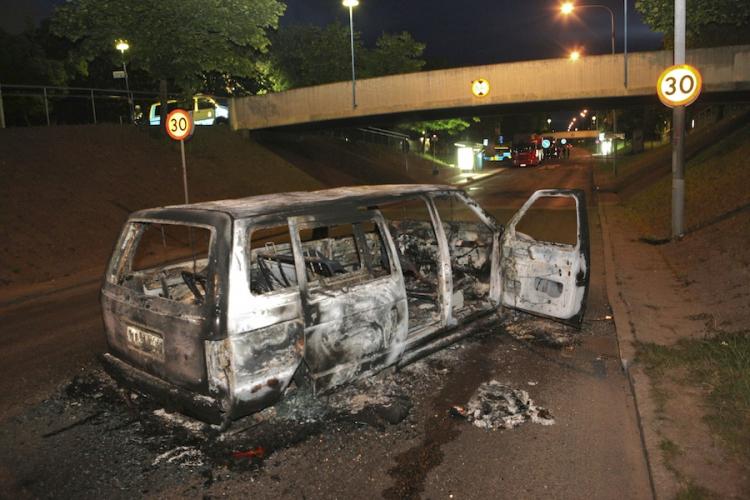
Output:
[269, 23, 357, 89]
[360, 32, 425, 78]
[398, 119, 472, 135]
[0, 27, 68, 125]
[268, 24, 426, 90]
[51, 0, 285, 124]
[635, 0, 750, 47]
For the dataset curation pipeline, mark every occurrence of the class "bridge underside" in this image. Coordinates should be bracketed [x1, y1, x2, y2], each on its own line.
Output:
[245, 91, 750, 132]
[231, 45, 750, 132]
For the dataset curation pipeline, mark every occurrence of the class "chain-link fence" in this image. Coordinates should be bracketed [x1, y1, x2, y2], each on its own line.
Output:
[0, 83, 182, 128]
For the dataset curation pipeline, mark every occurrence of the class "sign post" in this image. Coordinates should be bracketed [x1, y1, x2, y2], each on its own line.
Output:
[165, 108, 195, 204]
[656, 36, 702, 238]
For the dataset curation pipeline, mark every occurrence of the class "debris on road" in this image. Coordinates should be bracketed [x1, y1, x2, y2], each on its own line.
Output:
[504, 315, 579, 347]
[232, 447, 266, 460]
[152, 446, 205, 468]
[451, 380, 554, 430]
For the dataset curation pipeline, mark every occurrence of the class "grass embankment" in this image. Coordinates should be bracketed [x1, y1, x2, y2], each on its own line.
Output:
[594, 140, 668, 182]
[638, 331, 750, 472]
[0, 125, 324, 287]
[624, 120, 750, 239]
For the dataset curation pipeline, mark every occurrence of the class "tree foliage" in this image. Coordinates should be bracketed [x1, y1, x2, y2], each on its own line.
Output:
[268, 24, 425, 90]
[635, 0, 750, 47]
[50, 0, 285, 94]
[267, 23, 357, 89]
[398, 119, 472, 135]
[360, 32, 426, 78]
[0, 27, 68, 86]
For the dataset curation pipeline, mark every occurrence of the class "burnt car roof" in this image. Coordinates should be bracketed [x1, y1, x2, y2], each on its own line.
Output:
[135, 184, 460, 220]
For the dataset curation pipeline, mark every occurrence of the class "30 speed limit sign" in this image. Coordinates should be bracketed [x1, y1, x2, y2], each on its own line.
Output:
[165, 109, 195, 141]
[656, 64, 702, 107]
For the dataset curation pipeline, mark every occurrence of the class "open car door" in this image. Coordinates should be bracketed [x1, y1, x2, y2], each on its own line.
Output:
[500, 189, 590, 327]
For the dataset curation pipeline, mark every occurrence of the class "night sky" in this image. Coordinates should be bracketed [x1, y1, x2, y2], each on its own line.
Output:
[2, 0, 665, 69]
[281, 0, 665, 67]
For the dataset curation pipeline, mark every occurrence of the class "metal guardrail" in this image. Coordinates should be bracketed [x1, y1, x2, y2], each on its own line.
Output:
[0, 83, 183, 128]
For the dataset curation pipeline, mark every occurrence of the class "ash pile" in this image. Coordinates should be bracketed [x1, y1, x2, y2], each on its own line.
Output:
[451, 380, 555, 430]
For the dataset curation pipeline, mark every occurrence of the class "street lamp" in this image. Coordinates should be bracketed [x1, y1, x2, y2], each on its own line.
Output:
[569, 49, 581, 61]
[115, 39, 134, 123]
[560, 2, 627, 176]
[559, 1, 628, 87]
[343, 0, 359, 108]
[560, 2, 614, 55]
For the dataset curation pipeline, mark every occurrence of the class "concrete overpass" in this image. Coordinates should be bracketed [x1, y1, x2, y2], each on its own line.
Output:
[231, 45, 750, 131]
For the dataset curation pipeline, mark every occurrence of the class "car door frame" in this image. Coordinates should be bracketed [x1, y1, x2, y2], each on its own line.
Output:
[499, 189, 590, 326]
[288, 209, 408, 393]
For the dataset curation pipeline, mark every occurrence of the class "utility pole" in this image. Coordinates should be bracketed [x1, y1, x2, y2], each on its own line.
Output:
[672, 0, 686, 238]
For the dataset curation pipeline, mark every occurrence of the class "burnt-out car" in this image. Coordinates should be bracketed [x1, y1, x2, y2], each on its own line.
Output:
[100, 185, 589, 425]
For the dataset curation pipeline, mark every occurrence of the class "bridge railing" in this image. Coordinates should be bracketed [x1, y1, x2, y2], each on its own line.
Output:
[0, 83, 182, 128]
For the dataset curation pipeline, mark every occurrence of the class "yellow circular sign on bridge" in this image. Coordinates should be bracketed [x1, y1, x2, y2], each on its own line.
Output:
[471, 78, 490, 97]
[656, 64, 702, 107]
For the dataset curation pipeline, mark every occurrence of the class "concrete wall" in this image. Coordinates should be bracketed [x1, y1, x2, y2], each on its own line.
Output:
[232, 45, 750, 130]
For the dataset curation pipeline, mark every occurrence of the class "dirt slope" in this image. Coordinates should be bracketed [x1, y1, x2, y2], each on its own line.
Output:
[0, 125, 324, 287]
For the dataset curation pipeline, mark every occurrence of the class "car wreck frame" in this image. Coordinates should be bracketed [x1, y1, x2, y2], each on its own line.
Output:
[100, 184, 589, 426]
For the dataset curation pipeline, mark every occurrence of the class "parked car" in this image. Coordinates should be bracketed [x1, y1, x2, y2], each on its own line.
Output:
[100, 185, 590, 426]
[148, 94, 228, 126]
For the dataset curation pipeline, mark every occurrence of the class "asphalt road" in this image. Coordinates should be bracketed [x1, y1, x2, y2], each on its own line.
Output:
[0, 152, 653, 499]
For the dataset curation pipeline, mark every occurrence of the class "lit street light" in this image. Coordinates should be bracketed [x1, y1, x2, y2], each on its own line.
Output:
[569, 49, 581, 61]
[560, 1, 628, 87]
[115, 39, 134, 123]
[343, 0, 359, 109]
[560, 2, 614, 55]
[561, 2, 628, 176]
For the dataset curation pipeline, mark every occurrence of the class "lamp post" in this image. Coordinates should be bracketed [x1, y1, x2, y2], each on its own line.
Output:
[115, 39, 134, 123]
[561, 2, 614, 55]
[561, 2, 626, 175]
[569, 49, 581, 61]
[342, 0, 359, 109]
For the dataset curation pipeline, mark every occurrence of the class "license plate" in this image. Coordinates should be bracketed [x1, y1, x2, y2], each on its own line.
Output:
[127, 325, 164, 359]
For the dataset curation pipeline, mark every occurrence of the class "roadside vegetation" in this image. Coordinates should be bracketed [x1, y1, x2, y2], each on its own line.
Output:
[639, 332, 750, 464]
[624, 119, 750, 239]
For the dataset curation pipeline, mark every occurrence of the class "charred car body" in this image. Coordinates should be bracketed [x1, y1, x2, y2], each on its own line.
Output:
[100, 185, 589, 425]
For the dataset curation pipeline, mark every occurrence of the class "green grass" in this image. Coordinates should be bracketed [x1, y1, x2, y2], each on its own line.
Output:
[594, 140, 671, 184]
[675, 483, 717, 500]
[637, 331, 750, 464]
[625, 121, 750, 238]
[659, 438, 684, 478]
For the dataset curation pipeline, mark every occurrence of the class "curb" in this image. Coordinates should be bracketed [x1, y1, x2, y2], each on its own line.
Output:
[453, 167, 507, 187]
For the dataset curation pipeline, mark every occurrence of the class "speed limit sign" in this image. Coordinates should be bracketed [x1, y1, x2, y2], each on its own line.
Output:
[165, 109, 195, 141]
[656, 64, 702, 107]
